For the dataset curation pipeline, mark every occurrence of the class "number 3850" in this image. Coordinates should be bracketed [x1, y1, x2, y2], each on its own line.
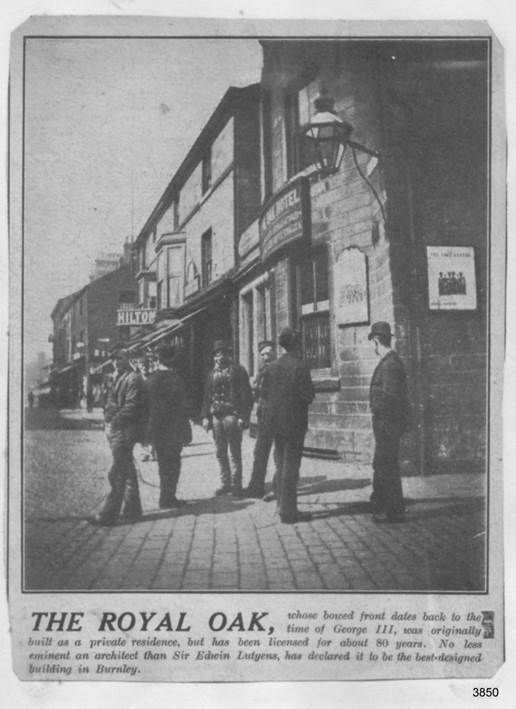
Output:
[473, 688, 499, 697]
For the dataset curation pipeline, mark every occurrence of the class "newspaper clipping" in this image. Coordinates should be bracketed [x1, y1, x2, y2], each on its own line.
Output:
[7, 16, 505, 683]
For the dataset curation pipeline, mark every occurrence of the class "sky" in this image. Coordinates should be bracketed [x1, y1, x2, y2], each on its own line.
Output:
[23, 37, 262, 364]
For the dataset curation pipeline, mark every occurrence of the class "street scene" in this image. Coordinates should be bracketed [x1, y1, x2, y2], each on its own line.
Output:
[22, 37, 489, 594]
[24, 407, 485, 592]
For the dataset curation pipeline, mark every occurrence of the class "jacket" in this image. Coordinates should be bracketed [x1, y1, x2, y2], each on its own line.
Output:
[261, 352, 315, 439]
[147, 368, 190, 447]
[201, 361, 253, 423]
[104, 369, 147, 444]
[369, 350, 409, 430]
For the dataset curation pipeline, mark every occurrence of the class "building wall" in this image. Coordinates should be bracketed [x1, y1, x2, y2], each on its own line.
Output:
[261, 40, 488, 472]
[87, 264, 137, 355]
[184, 173, 235, 283]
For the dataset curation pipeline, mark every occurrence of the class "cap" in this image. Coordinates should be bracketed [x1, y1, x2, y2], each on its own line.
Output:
[258, 339, 274, 353]
[213, 339, 230, 354]
[367, 321, 392, 340]
[157, 343, 177, 367]
[278, 327, 301, 352]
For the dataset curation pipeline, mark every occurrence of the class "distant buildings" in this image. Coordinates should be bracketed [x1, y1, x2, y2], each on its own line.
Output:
[50, 255, 137, 408]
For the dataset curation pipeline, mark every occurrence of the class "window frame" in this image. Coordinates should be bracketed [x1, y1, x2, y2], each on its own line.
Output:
[201, 228, 213, 289]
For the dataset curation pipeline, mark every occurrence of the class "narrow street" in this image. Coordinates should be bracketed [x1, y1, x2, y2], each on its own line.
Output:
[23, 409, 486, 592]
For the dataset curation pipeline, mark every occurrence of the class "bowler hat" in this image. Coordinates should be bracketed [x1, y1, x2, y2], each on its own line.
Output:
[258, 339, 274, 353]
[157, 343, 177, 367]
[367, 321, 392, 340]
[213, 339, 230, 354]
[278, 327, 301, 352]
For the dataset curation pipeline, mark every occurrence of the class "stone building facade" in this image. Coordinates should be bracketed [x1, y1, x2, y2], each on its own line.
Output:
[256, 39, 489, 473]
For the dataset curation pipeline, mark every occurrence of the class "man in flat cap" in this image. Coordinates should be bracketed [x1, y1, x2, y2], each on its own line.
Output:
[147, 344, 191, 509]
[261, 327, 315, 523]
[368, 322, 409, 523]
[201, 339, 253, 497]
[90, 347, 146, 526]
[243, 340, 281, 499]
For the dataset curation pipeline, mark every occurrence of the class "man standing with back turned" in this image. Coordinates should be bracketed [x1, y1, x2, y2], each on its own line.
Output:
[368, 321, 409, 523]
[262, 327, 314, 524]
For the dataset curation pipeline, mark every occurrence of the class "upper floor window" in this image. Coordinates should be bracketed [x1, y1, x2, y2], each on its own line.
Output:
[173, 197, 180, 230]
[201, 229, 213, 289]
[285, 78, 320, 178]
[167, 245, 185, 308]
[202, 147, 212, 194]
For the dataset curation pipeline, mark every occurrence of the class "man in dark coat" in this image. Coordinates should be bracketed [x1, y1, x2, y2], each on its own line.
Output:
[368, 321, 409, 523]
[201, 340, 253, 497]
[261, 327, 315, 524]
[243, 340, 281, 499]
[90, 347, 145, 526]
[147, 344, 191, 509]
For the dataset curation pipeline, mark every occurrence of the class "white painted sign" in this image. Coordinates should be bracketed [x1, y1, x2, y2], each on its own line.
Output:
[116, 309, 156, 326]
[334, 248, 369, 326]
[427, 246, 477, 310]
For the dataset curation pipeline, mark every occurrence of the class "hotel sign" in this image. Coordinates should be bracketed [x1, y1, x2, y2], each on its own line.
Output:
[259, 176, 311, 261]
[116, 309, 156, 326]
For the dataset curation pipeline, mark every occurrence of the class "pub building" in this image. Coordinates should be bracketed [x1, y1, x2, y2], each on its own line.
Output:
[252, 39, 488, 473]
[131, 83, 262, 413]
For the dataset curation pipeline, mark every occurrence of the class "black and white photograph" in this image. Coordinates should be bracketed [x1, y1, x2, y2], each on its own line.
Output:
[6, 12, 507, 687]
[19, 30, 492, 594]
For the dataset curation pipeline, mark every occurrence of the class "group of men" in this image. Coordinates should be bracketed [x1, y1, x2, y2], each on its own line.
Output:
[90, 321, 409, 527]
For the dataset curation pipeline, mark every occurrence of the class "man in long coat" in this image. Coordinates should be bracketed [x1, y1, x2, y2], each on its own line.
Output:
[147, 344, 191, 509]
[261, 327, 314, 524]
[368, 321, 409, 523]
[90, 347, 145, 526]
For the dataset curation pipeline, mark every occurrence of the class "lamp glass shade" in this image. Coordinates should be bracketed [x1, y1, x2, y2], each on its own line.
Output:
[300, 111, 352, 172]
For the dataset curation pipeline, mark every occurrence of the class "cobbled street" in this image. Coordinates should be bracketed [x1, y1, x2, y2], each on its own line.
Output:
[22, 409, 486, 592]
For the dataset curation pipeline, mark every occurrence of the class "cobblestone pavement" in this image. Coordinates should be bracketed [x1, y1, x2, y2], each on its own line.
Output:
[22, 409, 486, 592]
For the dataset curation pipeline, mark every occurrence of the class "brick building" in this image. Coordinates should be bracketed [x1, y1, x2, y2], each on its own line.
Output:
[255, 39, 489, 473]
[50, 262, 137, 407]
[131, 83, 261, 412]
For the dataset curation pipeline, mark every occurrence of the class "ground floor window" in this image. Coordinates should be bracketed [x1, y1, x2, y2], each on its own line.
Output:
[297, 248, 331, 369]
[239, 274, 274, 377]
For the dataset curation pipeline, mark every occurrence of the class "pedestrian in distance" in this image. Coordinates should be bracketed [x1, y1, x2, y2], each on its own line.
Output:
[89, 347, 146, 526]
[146, 343, 192, 509]
[201, 339, 253, 497]
[368, 321, 409, 523]
[243, 340, 281, 500]
[261, 327, 315, 524]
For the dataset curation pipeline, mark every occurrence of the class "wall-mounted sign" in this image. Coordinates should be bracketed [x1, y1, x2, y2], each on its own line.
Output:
[259, 176, 311, 261]
[334, 248, 370, 326]
[116, 309, 156, 326]
[427, 246, 477, 310]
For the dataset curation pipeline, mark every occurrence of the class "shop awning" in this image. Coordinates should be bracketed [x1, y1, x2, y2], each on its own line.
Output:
[138, 306, 207, 350]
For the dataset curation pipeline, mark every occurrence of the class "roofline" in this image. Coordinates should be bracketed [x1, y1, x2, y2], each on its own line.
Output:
[134, 82, 260, 248]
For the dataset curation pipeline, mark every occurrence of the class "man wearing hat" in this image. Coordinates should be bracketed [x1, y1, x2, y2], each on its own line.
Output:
[261, 327, 315, 524]
[201, 339, 253, 496]
[90, 347, 146, 526]
[368, 322, 409, 523]
[147, 344, 191, 509]
[243, 340, 281, 499]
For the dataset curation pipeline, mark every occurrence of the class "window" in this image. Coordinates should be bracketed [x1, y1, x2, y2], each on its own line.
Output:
[119, 291, 135, 308]
[167, 245, 185, 308]
[202, 148, 212, 194]
[201, 229, 213, 289]
[157, 250, 166, 310]
[173, 197, 180, 230]
[239, 276, 274, 379]
[285, 78, 320, 178]
[297, 249, 331, 369]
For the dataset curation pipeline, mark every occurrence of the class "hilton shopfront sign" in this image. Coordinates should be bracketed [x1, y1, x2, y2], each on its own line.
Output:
[259, 176, 311, 261]
[116, 308, 156, 326]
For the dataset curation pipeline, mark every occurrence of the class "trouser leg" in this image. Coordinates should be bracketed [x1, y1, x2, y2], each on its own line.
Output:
[97, 438, 134, 522]
[121, 453, 142, 518]
[371, 418, 404, 518]
[156, 442, 183, 505]
[277, 436, 304, 521]
[225, 415, 243, 492]
[248, 418, 274, 494]
[212, 417, 231, 488]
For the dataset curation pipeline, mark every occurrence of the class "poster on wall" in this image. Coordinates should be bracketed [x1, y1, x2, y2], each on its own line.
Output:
[334, 247, 369, 326]
[427, 246, 477, 310]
